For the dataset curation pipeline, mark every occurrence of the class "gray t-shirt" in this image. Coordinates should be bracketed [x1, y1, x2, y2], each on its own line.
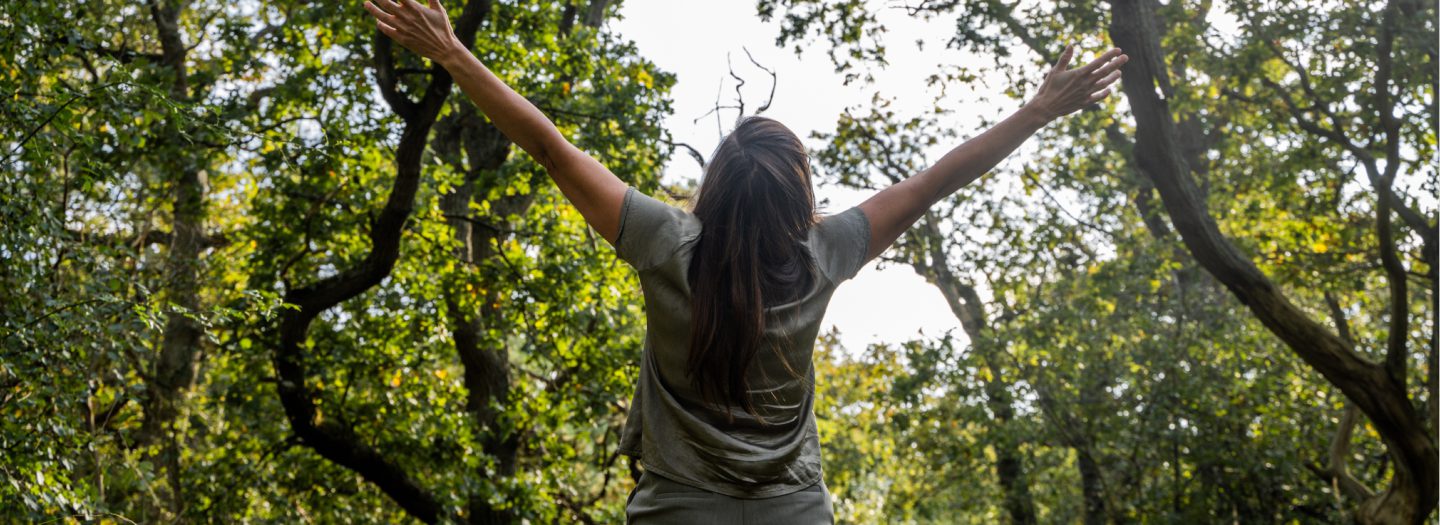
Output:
[613, 186, 870, 498]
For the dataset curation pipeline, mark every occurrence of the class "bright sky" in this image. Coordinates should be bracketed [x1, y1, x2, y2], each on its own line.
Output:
[608, 2, 1440, 358]
[612, 0, 1029, 351]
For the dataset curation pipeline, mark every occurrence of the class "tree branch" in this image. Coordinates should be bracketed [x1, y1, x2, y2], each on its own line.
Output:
[270, 1, 496, 523]
[664, 140, 707, 169]
[51, 35, 164, 63]
[373, 34, 419, 120]
[1370, 1, 1413, 388]
[1108, 0, 1436, 520]
[64, 228, 230, 250]
[741, 47, 777, 115]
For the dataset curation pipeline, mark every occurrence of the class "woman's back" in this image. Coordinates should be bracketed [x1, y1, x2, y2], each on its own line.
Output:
[614, 186, 869, 498]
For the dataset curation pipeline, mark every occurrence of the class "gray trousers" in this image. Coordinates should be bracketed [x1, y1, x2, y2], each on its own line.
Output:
[625, 470, 835, 524]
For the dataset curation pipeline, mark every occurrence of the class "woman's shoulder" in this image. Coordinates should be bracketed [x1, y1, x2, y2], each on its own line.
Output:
[806, 206, 871, 283]
[616, 187, 701, 271]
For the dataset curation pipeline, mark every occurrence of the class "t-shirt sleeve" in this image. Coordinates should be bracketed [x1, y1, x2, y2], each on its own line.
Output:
[810, 206, 871, 283]
[615, 186, 699, 271]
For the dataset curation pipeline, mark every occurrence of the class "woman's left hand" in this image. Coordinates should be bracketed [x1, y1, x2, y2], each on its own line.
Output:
[363, 0, 465, 65]
[1026, 45, 1129, 121]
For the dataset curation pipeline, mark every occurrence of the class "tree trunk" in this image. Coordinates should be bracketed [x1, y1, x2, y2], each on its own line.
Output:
[269, 1, 493, 522]
[431, 1, 608, 518]
[138, 1, 205, 518]
[911, 217, 1037, 525]
[1108, 1, 1437, 522]
[1077, 444, 1107, 525]
[433, 106, 528, 523]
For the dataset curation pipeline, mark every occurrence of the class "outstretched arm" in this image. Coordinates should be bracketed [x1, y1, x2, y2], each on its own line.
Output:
[857, 45, 1128, 262]
[364, 0, 627, 243]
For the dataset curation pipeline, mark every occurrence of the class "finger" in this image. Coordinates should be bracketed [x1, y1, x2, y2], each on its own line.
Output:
[1052, 44, 1076, 71]
[1086, 88, 1112, 105]
[376, 19, 401, 39]
[366, 0, 399, 16]
[364, 2, 400, 25]
[428, 0, 443, 10]
[1092, 70, 1122, 90]
[1089, 53, 1129, 79]
[1079, 48, 1124, 74]
[405, 0, 430, 12]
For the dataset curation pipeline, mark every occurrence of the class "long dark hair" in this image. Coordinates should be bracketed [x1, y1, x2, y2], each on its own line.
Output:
[687, 116, 817, 421]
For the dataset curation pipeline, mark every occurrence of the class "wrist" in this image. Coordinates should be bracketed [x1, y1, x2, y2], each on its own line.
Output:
[1017, 102, 1054, 128]
[434, 41, 470, 69]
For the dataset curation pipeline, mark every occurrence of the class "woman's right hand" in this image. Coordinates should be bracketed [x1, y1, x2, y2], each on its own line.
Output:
[363, 0, 466, 66]
[1025, 45, 1129, 121]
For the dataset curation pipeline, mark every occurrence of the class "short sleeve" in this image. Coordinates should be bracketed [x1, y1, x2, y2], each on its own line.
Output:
[809, 206, 871, 283]
[615, 187, 701, 271]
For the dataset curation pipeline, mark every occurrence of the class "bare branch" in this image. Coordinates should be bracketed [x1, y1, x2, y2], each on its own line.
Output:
[665, 140, 707, 169]
[727, 52, 747, 125]
[1019, 169, 1122, 245]
[742, 47, 778, 114]
[693, 102, 741, 129]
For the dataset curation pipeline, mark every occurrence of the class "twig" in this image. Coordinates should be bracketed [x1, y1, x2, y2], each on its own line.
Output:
[727, 52, 747, 125]
[664, 140, 707, 169]
[742, 47, 778, 114]
[5, 82, 128, 167]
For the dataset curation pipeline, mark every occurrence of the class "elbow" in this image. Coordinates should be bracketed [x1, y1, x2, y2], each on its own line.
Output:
[528, 137, 565, 173]
[524, 141, 551, 171]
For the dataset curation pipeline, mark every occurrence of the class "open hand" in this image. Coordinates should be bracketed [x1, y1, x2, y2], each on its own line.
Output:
[363, 0, 463, 64]
[1026, 45, 1129, 121]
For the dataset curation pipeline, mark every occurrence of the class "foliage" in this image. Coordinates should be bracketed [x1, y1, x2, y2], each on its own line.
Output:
[3, 0, 1435, 523]
[2, 0, 671, 522]
[770, 0, 1436, 523]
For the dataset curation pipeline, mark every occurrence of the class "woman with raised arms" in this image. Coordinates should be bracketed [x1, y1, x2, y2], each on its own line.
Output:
[363, 1, 1127, 522]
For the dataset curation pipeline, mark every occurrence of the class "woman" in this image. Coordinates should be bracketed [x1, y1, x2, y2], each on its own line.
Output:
[363, 1, 1127, 522]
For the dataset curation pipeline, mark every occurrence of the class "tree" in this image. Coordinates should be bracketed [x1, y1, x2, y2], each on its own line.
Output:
[2, 0, 673, 521]
[765, 0, 1436, 522]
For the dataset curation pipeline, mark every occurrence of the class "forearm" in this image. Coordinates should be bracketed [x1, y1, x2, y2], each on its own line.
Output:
[912, 104, 1050, 202]
[434, 49, 626, 240]
[859, 104, 1050, 261]
[436, 49, 565, 168]
[855, 45, 1125, 263]
[908, 45, 1125, 203]
[364, 0, 628, 242]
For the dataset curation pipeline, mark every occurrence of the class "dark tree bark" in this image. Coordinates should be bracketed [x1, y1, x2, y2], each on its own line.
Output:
[432, 2, 609, 520]
[1031, 363, 1119, 525]
[1108, 1, 1437, 522]
[433, 105, 529, 524]
[268, 1, 491, 523]
[910, 217, 1038, 525]
[1076, 440, 1107, 525]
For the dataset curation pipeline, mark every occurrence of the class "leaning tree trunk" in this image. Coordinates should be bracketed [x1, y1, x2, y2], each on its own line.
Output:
[1108, 1, 1438, 522]
[910, 217, 1038, 525]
